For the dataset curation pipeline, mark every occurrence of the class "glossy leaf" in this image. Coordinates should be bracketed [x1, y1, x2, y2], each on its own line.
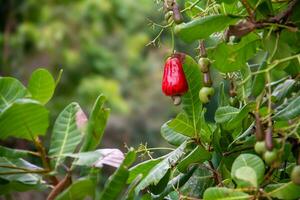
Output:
[274, 96, 300, 121]
[203, 187, 250, 200]
[135, 142, 187, 193]
[0, 77, 27, 111]
[55, 178, 94, 200]
[80, 94, 110, 152]
[49, 102, 83, 170]
[0, 157, 43, 184]
[272, 79, 295, 102]
[0, 99, 49, 140]
[161, 121, 189, 146]
[128, 158, 163, 184]
[175, 15, 239, 43]
[27, 68, 55, 104]
[0, 180, 47, 195]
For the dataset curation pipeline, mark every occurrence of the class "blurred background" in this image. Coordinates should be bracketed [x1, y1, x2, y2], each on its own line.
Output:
[0, 0, 195, 151]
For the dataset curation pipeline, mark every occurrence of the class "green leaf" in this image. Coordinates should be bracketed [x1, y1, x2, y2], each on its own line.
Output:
[27, 68, 55, 104]
[225, 103, 254, 130]
[231, 154, 265, 186]
[80, 94, 110, 152]
[235, 166, 257, 187]
[215, 106, 239, 123]
[0, 157, 42, 184]
[272, 79, 295, 102]
[167, 112, 195, 137]
[177, 146, 211, 173]
[161, 121, 189, 146]
[175, 15, 239, 43]
[55, 178, 94, 200]
[209, 33, 260, 72]
[49, 102, 83, 170]
[180, 165, 214, 198]
[0, 77, 27, 111]
[267, 182, 300, 200]
[128, 158, 163, 184]
[99, 150, 136, 200]
[153, 165, 198, 200]
[203, 187, 250, 200]
[181, 54, 203, 134]
[0, 146, 33, 159]
[274, 96, 300, 121]
[0, 99, 49, 140]
[135, 142, 187, 193]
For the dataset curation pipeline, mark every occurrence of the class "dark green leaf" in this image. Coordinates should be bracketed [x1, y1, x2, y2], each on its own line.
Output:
[161, 122, 189, 146]
[267, 182, 300, 200]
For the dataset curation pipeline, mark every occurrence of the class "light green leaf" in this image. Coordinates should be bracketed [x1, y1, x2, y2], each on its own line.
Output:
[203, 187, 250, 200]
[55, 178, 94, 200]
[274, 96, 300, 121]
[168, 112, 195, 137]
[0, 157, 43, 184]
[267, 182, 300, 199]
[49, 103, 83, 170]
[0, 99, 49, 140]
[0, 180, 47, 195]
[181, 54, 203, 134]
[161, 121, 189, 146]
[235, 166, 257, 187]
[128, 158, 163, 184]
[28, 68, 55, 104]
[80, 94, 110, 152]
[175, 15, 239, 43]
[0, 77, 27, 111]
[231, 154, 264, 186]
[135, 142, 187, 193]
[99, 150, 136, 200]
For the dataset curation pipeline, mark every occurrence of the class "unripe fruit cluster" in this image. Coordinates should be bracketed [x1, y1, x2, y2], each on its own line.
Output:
[198, 57, 214, 104]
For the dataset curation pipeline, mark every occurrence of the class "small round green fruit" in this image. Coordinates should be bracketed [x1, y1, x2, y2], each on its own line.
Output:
[199, 87, 215, 104]
[254, 141, 267, 155]
[264, 150, 277, 165]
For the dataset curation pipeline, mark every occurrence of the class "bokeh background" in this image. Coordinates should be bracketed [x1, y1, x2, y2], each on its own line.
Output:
[0, 0, 196, 151]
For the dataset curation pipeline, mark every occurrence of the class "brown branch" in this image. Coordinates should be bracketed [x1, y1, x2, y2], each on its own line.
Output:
[33, 137, 59, 185]
[268, 0, 298, 23]
[47, 173, 72, 200]
[208, 161, 223, 186]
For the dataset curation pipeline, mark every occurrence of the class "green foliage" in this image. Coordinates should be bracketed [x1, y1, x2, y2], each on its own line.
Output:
[0, 0, 300, 199]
